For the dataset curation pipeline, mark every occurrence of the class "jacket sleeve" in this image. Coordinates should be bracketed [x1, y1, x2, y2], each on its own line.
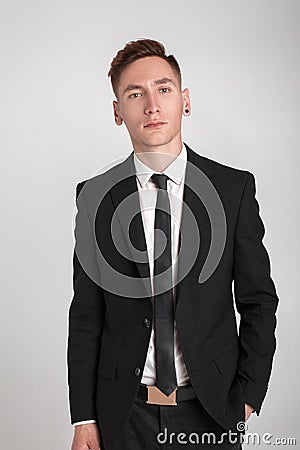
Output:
[233, 172, 279, 415]
[67, 181, 106, 424]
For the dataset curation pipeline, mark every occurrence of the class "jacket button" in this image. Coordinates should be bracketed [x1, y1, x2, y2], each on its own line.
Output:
[134, 367, 141, 377]
[143, 318, 151, 328]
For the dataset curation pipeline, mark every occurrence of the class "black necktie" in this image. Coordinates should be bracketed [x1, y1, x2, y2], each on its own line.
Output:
[151, 173, 177, 396]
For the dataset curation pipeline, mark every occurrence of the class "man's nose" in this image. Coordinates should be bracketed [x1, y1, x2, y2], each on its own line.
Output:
[144, 93, 160, 114]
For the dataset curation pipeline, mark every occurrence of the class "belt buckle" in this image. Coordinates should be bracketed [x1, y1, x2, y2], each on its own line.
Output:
[146, 386, 177, 406]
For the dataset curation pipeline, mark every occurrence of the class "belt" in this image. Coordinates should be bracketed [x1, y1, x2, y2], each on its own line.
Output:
[138, 383, 197, 406]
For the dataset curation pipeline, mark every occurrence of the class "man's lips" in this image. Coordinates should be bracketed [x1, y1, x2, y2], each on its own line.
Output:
[144, 121, 166, 129]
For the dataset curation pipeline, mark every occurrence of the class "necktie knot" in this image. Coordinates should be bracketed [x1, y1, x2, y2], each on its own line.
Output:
[151, 173, 169, 191]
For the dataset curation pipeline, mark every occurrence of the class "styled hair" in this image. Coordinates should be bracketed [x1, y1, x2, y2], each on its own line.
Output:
[108, 38, 182, 98]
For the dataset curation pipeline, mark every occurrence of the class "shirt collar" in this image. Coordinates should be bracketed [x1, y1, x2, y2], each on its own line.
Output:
[133, 144, 187, 188]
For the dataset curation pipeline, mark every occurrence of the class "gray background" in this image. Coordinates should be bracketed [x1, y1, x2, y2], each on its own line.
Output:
[1, 0, 299, 448]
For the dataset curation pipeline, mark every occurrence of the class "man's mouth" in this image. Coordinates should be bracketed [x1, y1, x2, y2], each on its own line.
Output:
[144, 121, 166, 129]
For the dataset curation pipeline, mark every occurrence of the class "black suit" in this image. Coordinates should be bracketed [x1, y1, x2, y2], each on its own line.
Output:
[67, 143, 279, 450]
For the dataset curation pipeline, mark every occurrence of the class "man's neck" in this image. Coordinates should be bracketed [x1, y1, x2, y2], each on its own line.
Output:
[133, 139, 183, 173]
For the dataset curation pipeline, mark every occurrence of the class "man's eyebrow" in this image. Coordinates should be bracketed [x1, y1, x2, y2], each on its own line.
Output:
[153, 78, 175, 86]
[123, 78, 175, 95]
[123, 84, 143, 95]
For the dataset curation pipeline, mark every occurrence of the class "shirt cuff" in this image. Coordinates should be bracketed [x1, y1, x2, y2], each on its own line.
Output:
[72, 420, 96, 426]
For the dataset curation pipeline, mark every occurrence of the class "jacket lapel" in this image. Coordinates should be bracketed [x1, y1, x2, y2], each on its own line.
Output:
[175, 144, 214, 311]
[109, 153, 152, 298]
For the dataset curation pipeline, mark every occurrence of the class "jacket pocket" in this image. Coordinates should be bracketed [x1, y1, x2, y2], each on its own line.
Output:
[212, 348, 239, 374]
[98, 353, 117, 380]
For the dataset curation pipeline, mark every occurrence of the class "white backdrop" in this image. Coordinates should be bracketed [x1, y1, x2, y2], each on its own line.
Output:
[0, 0, 299, 448]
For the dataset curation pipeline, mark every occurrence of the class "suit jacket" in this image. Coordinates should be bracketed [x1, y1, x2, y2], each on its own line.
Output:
[67, 143, 279, 450]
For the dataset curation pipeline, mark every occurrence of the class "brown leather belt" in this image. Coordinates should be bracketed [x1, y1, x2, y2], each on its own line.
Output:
[138, 383, 197, 406]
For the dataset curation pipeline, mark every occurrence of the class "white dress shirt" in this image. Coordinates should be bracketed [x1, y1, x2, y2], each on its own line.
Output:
[73, 144, 190, 426]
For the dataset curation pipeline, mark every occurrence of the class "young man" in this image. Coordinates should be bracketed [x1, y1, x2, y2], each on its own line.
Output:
[67, 39, 279, 450]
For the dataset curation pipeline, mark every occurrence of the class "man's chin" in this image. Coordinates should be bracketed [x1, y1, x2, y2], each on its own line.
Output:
[140, 136, 173, 148]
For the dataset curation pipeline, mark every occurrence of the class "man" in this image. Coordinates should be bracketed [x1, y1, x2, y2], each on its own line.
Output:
[67, 39, 279, 450]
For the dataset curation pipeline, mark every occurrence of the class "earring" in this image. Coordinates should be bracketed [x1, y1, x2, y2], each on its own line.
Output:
[185, 109, 189, 113]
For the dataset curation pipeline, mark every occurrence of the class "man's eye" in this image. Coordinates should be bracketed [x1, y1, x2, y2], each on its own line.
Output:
[129, 93, 142, 98]
[160, 87, 170, 93]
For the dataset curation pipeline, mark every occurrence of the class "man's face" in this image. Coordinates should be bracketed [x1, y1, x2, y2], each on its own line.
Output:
[113, 56, 190, 153]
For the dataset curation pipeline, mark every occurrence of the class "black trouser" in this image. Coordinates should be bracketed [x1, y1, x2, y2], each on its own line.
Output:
[113, 389, 243, 449]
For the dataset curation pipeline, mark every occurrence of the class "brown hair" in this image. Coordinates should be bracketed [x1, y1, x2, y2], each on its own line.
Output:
[108, 38, 182, 98]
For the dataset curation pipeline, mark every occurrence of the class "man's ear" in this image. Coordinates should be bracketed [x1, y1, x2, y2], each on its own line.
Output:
[182, 88, 191, 116]
[113, 100, 123, 126]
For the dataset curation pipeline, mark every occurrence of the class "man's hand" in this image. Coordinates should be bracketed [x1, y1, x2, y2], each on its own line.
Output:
[71, 423, 101, 450]
[245, 403, 254, 422]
